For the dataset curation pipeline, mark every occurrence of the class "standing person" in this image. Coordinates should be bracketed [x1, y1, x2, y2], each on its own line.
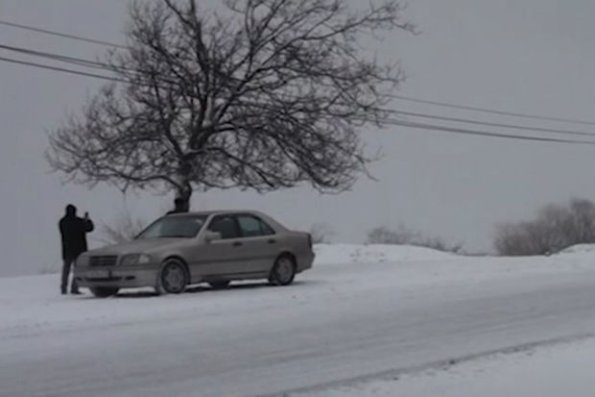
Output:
[59, 204, 94, 295]
[167, 197, 188, 215]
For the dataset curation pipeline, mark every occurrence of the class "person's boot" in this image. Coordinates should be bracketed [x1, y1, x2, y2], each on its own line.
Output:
[71, 280, 81, 295]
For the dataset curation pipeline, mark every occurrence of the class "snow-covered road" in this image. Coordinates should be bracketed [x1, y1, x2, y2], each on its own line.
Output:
[2, 245, 595, 397]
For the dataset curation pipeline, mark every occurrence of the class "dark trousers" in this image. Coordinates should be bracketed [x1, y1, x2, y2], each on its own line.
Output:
[61, 258, 79, 293]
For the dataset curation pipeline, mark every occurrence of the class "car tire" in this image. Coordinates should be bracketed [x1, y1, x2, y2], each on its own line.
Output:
[269, 255, 296, 286]
[209, 280, 231, 289]
[90, 287, 119, 298]
[156, 258, 188, 294]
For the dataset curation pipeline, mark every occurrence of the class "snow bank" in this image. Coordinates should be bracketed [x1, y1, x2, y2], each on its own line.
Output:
[558, 244, 595, 255]
[314, 243, 452, 265]
[294, 336, 595, 397]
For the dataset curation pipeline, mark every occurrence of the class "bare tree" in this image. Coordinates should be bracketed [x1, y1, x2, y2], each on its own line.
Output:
[568, 198, 595, 242]
[494, 223, 525, 256]
[494, 198, 595, 256]
[47, 0, 414, 210]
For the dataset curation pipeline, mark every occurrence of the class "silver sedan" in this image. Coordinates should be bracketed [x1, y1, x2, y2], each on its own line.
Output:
[74, 211, 315, 297]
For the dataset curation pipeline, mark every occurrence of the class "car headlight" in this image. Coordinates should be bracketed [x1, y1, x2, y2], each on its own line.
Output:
[119, 254, 152, 266]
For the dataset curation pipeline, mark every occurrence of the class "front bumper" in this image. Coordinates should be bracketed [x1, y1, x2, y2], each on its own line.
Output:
[74, 266, 159, 289]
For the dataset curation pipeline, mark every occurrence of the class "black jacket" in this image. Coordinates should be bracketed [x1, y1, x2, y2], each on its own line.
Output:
[59, 215, 94, 260]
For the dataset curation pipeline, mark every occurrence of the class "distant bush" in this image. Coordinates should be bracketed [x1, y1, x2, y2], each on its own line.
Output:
[494, 198, 595, 256]
[100, 210, 147, 245]
[309, 222, 336, 244]
[366, 225, 414, 245]
[366, 225, 462, 253]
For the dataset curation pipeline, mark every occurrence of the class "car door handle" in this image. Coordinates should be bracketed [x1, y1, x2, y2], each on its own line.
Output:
[232, 241, 243, 247]
[267, 239, 277, 244]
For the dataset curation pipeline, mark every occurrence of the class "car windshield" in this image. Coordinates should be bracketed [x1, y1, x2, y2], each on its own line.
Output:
[136, 215, 207, 239]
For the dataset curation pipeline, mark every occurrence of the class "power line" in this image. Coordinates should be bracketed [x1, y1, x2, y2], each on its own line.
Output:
[2, 46, 595, 147]
[0, 19, 127, 49]
[3, 17, 595, 128]
[386, 109, 595, 139]
[0, 43, 113, 72]
[389, 93, 595, 127]
[0, 55, 126, 83]
[0, 42, 178, 84]
[380, 117, 595, 146]
[2, 39, 594, 142]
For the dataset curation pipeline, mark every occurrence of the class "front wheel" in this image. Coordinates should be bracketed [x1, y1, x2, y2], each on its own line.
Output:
[156, 259, 188, 294]
[90, 287, 119, 298]
[269, 255, 296, 286]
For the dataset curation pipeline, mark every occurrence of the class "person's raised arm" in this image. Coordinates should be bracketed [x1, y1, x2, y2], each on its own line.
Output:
[84, 212, 94, 233]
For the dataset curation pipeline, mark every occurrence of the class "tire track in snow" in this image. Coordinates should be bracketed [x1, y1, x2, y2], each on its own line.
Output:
[267, 333, 595, 397]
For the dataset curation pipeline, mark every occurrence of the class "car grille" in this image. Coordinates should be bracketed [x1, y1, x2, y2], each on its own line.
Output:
[89, 255, 118, 267]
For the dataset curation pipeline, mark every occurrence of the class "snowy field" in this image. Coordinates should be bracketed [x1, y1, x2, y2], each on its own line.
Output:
[2, 244, 595, 396]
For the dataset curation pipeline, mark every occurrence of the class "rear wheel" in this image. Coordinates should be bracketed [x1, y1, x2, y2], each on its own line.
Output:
[90, 287, 119, 298]
[269, 255, 296, 286]
[156, 259, 188, 294]
[209, 280, 231, 289]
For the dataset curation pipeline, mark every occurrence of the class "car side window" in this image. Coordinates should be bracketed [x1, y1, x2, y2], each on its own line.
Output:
[208, 215, 241, 239]
[236, 215, 275, 238]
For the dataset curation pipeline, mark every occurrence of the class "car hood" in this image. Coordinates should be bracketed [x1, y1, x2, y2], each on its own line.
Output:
[85, 238, 190, 257]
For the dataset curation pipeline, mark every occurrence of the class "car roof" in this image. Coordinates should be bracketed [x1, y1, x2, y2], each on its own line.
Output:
[166, 210, 264, 217]
[165, 210, 288, 231]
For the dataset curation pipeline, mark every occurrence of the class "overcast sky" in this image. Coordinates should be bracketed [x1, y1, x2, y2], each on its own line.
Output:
[3, 0, 595, 277]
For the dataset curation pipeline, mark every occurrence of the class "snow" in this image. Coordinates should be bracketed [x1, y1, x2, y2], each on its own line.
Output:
[314, 243, 452, 265]
[2, 244, 595, 396]
[293, 336, 595, 397]
[558, 243, 595, 255]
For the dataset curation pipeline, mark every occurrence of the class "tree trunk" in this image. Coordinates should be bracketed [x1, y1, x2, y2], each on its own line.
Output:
[175, 188, 191, 212]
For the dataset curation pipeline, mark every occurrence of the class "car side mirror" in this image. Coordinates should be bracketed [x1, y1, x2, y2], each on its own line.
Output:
[204, 231, 222, 243]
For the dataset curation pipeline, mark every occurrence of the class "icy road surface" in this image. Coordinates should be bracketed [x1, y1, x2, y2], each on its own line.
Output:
[294, 335, 595, 397]
[2, 244, 595, 397]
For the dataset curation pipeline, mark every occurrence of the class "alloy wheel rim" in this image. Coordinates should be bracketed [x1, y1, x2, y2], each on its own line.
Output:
[276, 259, 293, 283]
[163, 264, 185, 292]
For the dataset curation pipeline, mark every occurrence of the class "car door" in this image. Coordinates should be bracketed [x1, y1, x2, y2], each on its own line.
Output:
[235, 214, 279, 275]
[194, 214, 246, 278]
